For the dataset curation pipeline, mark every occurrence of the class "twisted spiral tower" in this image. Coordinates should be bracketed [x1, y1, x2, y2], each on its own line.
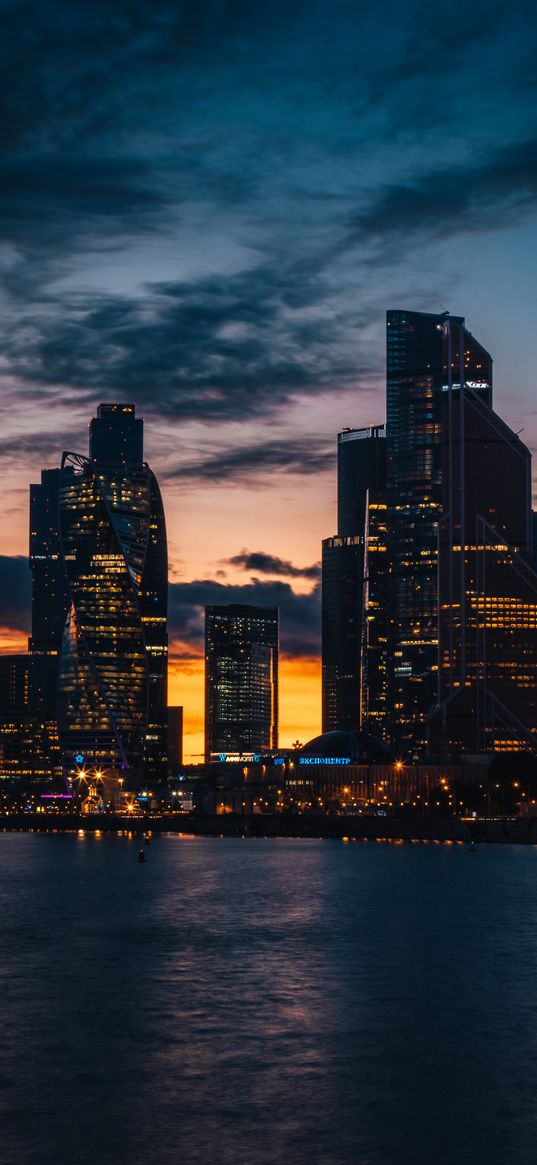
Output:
[57, 405, 168, 784]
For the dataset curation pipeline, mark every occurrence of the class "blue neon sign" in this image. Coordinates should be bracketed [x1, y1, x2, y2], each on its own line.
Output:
[298, 756, 351, 766]
[218, 753, 260, 763]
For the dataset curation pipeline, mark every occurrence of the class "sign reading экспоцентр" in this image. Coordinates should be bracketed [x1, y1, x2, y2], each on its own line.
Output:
[298, 756, 351, 766]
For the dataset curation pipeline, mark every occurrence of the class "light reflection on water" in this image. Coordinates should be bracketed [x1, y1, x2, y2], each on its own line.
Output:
[1, 834, 537, 1165]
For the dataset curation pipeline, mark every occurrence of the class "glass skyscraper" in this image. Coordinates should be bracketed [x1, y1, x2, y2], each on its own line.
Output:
[322, 533, 364, 732]
[386, 309, 492, 758]
[205, 604, 278, 760]
[0, 653, 61, 781]
[57, 405, 168, 784]
[428, 344, 537, 757]
[322, 426, 386, 732]
[361, 496, 391, 743]
[29, 468, 71, 718]
[26, 468, 70, 780]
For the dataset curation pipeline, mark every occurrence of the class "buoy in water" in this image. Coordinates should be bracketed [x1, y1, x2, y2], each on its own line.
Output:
[138, 849, 146, 863]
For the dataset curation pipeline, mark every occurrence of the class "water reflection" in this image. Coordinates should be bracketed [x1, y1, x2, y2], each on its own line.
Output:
[1, 836, 537, 1164]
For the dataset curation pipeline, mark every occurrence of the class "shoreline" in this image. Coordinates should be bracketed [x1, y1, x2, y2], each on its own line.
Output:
[1, 811, 535, 843]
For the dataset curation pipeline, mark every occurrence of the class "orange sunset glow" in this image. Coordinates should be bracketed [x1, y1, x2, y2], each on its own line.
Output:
[169, 653, 322, 763]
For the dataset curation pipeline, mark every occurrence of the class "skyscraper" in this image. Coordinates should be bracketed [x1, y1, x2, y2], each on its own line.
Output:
[0, 655, 29, 714]
[29, 468, 71, 717]
[57, 404, 168, 784]
[337, 426, 386, 538]
[89, 402, 144, 465]
[385, 309, 492, 758]
[361, 495, 391, 743]
[322, 426, 386, 732]
[0, 654, 30, 779]
[205, 604, 278, 760]
[322, 534, 364, 732]
[0, 654, 60, 780]
[428, 341, 537, 757]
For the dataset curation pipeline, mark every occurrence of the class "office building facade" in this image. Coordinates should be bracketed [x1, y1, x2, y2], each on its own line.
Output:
[0, 654, 60, 780]
[57, 405, 168, 783]
[361, 496, 391, 743]
[29, 468, 71, 718]
[322, 426, 386, 733]
[385, 309, 493, 758]
[428, 361, 537, 756]
[0, 655, 30, 779]
[27, 468, 71, 781]
[205, 604, 278, 760]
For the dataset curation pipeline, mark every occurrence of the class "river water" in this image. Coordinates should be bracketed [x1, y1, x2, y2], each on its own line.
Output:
[1, 832, 536, 1164]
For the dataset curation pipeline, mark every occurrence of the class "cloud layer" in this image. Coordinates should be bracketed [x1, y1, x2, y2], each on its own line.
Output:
[0, 556, 320, 658]
[1, 0, 536, 439]
[170, 577, 320, 658]
[227, 551, 320, 580]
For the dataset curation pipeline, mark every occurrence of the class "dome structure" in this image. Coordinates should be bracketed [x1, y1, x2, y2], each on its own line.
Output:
[297, 729, 394, 765]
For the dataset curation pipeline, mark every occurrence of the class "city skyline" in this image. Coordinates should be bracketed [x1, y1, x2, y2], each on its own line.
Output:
[1, 307, 537, 762]
[1, 2, 537, 760]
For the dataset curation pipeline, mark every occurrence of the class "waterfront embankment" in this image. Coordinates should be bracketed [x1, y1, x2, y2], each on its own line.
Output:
[2, 811, 536, 842]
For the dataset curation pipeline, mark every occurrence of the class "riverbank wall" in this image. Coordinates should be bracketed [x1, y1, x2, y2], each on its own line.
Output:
[0, 810, 518, 842]
[3, 811, 537, 842]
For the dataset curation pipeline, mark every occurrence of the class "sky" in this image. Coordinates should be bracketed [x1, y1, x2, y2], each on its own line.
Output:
[1, 0, 537, 760]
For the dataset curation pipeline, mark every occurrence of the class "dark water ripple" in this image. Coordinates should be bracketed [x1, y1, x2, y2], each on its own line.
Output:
[1, 833, 537, 1164]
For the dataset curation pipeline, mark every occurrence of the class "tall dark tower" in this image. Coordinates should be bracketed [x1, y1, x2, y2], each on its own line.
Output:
[386, 309, 492, 759]
[57, 405, 168, 784]
[361, 495, 391, 743]
[0, 655, 31, 779]
[29, 468, 71, 716]
[337, 426, 386, 537]
[89, 403, 144, 465]
[205, 605, 278, 760]
[428, 340, 537, 757]
[322, 426, 386, 733]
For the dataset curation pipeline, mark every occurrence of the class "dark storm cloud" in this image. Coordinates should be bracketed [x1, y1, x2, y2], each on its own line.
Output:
[350, 137, 537, 246]
[0, 1, 260, 152]
[0, 0, 521, 166]
[0, 557, 31, 631]
[0, 0, 536, 438]
[227, 551, 320, 580]
[4, 133, 537, 425]
[169, 578, 320, 657]
[2, 267, 372, 422]
[0, 156, 163, 239]
[0, 429, 76, 465]
[0, 554, 320, 655]
[166, 436, 335, 482]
